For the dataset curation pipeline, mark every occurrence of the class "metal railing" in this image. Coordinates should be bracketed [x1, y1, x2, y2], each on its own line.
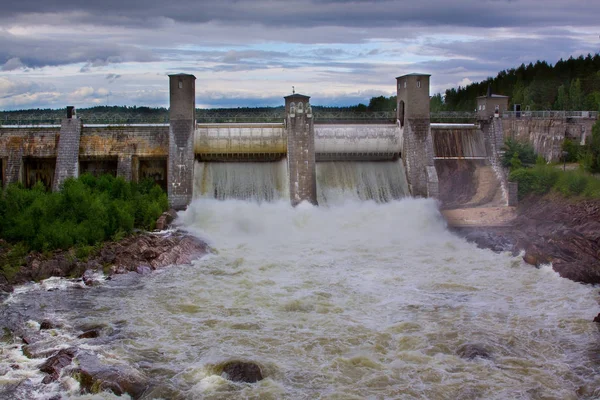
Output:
[2, 109, 596, 127]
[502, 110, 598, 119]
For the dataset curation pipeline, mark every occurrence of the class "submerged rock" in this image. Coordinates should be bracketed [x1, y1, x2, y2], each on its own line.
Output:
[456, 343, 492, 360]
[70, 352, 148, 399]
[221, 361, 264, 383]
[40, 348, 76, 383]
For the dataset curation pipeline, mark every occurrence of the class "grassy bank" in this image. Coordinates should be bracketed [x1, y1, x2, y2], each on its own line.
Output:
[509, 165, 600, 199]
[0, 174, 168, 281]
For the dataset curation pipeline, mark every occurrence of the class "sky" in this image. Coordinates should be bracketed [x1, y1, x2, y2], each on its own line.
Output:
[0, 0, 599, 110]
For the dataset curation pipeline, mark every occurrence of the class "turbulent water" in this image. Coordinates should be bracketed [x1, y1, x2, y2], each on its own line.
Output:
[194, 160, 289, 202]
[2, 199, 600, 399]
[194, 160, 409, 204]
[316, 160, 409, 204]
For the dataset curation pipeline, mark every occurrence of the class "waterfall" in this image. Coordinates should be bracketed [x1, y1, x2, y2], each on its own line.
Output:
[193, 159, 289, 202]
[316, 160, 409, 205]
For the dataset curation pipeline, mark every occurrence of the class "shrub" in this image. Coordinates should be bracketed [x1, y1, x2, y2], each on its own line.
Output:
[580, 119, 600, 173]
[502, 139, 537, 168]
[562, 139, 581, 162]
[0, 174, 169, 252]
[509, 164, 600, 199]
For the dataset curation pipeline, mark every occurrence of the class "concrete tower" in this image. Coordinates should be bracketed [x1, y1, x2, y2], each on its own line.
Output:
[396, 73, 438, 198]
[285, 93, 318, 206]
[52, 106, 82, 191]
[168, 74, 196, 210]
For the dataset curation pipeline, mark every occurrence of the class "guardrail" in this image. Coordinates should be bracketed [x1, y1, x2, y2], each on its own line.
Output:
[502, 111, 599, 119]
[3, 109, 596, 127]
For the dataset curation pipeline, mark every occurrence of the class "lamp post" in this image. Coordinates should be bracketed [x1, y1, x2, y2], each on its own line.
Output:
[562, 151, 569, 171]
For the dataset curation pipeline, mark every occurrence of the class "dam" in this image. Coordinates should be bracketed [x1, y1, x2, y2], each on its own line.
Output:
[1, 73, 597, 209]
[2, 77, 600, 399]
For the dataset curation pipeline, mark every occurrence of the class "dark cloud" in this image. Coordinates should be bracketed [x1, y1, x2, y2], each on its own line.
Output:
[2, 0, 599, 29]
[0, 31, 156, 69]
[106, 73, 122, 83]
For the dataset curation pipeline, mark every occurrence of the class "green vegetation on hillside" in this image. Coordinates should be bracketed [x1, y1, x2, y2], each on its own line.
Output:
[0, 174, 168, 253]
[444, 53, 600, 112]
[508, 121, 600, 199]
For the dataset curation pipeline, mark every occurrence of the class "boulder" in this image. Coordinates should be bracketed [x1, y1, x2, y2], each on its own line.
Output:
[40, 348, 75, 383]
[71, 352, 148, 399]
[456, 343, 492, 360]
[221, 361, 263, 383]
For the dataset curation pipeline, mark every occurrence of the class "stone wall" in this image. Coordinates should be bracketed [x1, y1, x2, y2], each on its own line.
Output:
[0, 125, 168, 189]
[80, 126, 168, 158]
[285, 94, 317, 206]
[53, 118, 82, 191]
[0, 127, 60, 186]
[168, 74, 196, 210]
[402, 118, 435, 197]
[502, 117, 596, 162]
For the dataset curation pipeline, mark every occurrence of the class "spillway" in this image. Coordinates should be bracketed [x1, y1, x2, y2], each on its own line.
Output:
[193, 160, 289, 202]
[316, 160, 409, 204]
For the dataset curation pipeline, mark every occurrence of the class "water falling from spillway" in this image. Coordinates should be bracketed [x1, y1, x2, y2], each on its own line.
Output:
[316, 160, 409, 205]
[194, 159, 289, 202]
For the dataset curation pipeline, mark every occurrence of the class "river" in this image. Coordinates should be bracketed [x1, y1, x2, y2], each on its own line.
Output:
[1, 197, 599, 399]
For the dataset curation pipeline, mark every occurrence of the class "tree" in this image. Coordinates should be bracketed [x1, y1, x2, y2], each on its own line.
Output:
[555, 84, 569, 110]
[581, 119, 600, 173]
[569, 79, 584, 110]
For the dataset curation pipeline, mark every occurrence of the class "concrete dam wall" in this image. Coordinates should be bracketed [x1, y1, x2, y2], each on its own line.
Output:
[193, 123, 401, 162]
[502, 117, 596, 162]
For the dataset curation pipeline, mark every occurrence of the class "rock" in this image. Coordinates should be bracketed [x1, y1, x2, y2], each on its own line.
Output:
[71, 352, 148, 399]
[40, 319, 58, 330]
[78, 330, 100, 339]
[155, 215, 168, 231]
[40, 348, 76, 383]
[155, 209, 178, 231]
[221, 361, 263, 383]
[136, 265, 152, 275]
[523, 252, 539, 267]
[594, 313, 600, 323]
[457, 343, 492, 360]
[100, 248, 116, 264]
[82, 270, 97, 286]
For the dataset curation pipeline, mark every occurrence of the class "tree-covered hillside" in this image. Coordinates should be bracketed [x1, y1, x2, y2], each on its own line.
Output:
[443, 53, 600, 112]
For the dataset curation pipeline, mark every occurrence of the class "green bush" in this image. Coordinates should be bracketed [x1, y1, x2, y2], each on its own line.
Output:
[562, 139, 581, 162]
[509, 164, 600, 199]
[580, 119, 600, 173]
[0, 174, 169, 252]
[502, 139, 537, 168]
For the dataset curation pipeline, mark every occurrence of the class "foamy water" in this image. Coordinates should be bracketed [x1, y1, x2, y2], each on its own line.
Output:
[1, 198, 600, 399]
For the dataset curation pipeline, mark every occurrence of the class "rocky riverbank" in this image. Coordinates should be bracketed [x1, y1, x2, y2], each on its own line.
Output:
[0, 211, 210, 294]
[451, 194, 600, 284]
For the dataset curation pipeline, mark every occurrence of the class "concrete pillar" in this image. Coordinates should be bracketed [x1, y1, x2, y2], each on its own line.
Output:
[52, 112, 82, 191]
[117, 155, 133, 181]
[5, 143, 23, 186]
[285, 94, 317, 206]
[168, 74, 196, 210]
[397, 73, 436, 197]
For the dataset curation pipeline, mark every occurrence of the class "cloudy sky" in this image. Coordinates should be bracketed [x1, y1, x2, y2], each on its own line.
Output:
[0, 0, 599, 110]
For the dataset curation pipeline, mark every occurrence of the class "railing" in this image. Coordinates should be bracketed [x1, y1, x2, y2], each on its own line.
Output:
[502, 110, 599, 119]
[1, 113, 169, 126]
[196, 110, 284, 123]
[3, 109, 596, 127]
